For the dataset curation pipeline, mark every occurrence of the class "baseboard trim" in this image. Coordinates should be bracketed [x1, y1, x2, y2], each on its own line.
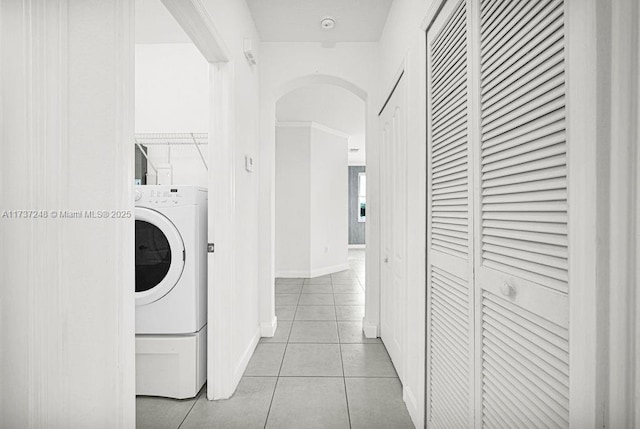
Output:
[276, 262, 350, 279]
[362, 320, 378, 338]
[403, 386, 423, 428]
[309, 263, 350, 278]
[275, 270, 311, 278]
[260, 316, 278, 337]
[348, 244, 366, 249]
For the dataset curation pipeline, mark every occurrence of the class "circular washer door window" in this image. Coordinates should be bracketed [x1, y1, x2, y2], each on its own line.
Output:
[135, 207, 185, 306]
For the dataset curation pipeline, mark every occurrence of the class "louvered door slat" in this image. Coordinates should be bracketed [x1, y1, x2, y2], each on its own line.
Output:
[482, 68, 564, 123]
[433, 96, 466, 130]
[434, 139, 466, 163]
[481, 93, 564, 139]
[481, 23, 562, 96]
[431, 349, 469, 391]
[434, 49, 467, 94]
[481, 0, 559, 63]
[483, 365, 565, 428]
[431, 330, 469, 374]
[482, 401, 511, 429]
[429, 265, 470, 428]
[484, 327, 569, 382]
[483, 154, 566, 181]
[433, 61, 467, 102]
[483, 383, 537, 427]
[433, 184, 467, 196]
[483, 165, 566, 189]
[433, 109, 467, 140]
[481, 110, 564, 151]
[482, 40, 563, 101]
[482, 218, 566, 234]
[482, 177, 566, 197]
[484, 335, 569, 403]
[484, 354, 568, 428]
[433, 221, 467, 233]
[481, 131, 565, 161]
[480, 0, 524, 46]
[431, 377, 467, 419]
[483, 243, 567, 270]
[480, 0, 501, 20]
[483, 210, 566, 222]
[432, 84, 467, 120]
[483, 236, 567, 264]
[433, 146, 467, 169]
[432, 270, 469, 298]
[481, 0, 563, 74]
[432, 4, 466, 58]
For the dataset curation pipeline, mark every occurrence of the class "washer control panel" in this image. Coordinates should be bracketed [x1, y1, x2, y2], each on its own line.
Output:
[135, 186, 204, 208]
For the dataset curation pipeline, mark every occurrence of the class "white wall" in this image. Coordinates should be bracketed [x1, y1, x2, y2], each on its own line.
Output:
[309, 126, 349, 274]
[135, 43, 209, 187]
[275, 123, 349, 277]
[377, 0, 435, 427]
[1, 0, 135, 426]
[275, 126, 311, 274]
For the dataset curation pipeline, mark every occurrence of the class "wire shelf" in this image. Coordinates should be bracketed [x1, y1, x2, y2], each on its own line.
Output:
[134, 132, 208, 172]
[134, 132, 208, 145]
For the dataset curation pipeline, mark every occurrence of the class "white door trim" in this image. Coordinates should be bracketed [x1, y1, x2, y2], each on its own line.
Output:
[606, 0, 639, 426]
[160, 0, 237, 400]
[566, 0, 606, 425]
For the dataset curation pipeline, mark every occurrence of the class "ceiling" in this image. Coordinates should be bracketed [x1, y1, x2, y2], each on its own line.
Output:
[135, 0, 191, 44]
[277, 84, 366, 165]
[246, 0, 394, 42]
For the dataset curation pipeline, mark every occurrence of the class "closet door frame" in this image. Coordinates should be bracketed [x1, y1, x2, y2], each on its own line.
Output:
[564, 0, 604, 425]
[419, 0, 604, 426]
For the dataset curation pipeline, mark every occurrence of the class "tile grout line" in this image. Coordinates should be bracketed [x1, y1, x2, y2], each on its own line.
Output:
[269, 266, 361, 428]
[176, 387, 204, 429]
[263, 287, 299, 429]
[335, 278, 353, 429]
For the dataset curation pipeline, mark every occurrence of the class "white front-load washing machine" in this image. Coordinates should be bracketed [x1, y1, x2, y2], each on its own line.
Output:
[134, 185, 207, 399]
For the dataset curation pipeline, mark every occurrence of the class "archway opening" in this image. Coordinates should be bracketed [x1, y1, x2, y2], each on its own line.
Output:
[273, 81, 368, 338]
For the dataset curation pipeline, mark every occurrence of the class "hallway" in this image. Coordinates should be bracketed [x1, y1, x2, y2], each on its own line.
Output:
[137, 250, 414, 428]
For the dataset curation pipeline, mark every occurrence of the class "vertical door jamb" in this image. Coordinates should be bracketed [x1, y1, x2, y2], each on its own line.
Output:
[160, 0, 235, 400]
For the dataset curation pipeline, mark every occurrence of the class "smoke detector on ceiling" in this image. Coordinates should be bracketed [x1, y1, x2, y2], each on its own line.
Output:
[321, 17, 336, 30]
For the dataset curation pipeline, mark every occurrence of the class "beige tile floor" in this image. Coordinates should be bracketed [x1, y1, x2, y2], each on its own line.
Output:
[136, 249, 414, 428]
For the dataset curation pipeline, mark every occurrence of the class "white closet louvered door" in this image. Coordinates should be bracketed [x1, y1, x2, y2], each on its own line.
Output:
[475, 0, 570, 427]
[426, 0, 571, 427]
[426, 0, 474, 427]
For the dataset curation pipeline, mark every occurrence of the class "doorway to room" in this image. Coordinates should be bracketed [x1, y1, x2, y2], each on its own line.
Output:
[271, 82, 372, 372]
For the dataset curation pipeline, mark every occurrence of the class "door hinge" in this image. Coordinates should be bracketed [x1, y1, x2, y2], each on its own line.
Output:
[207, 243, 215, 253]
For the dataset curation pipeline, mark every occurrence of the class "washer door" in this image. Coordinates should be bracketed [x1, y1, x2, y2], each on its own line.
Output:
[135, 207, 185, 306]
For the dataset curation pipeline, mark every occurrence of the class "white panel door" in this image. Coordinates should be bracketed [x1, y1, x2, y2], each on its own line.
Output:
[379, 74, 407, 382]
[475, 0, 570, 427]
[426, 0, 474, 427]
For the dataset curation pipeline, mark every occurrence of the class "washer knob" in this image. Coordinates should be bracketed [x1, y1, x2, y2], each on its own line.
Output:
[134, 190, 142, 201]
